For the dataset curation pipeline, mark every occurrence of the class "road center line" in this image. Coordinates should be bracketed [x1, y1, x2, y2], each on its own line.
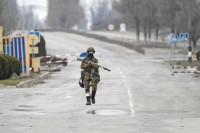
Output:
[119, 68, 135, 117]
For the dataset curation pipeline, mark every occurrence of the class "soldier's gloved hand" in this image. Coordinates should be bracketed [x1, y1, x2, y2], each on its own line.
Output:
[91, 63, 98, 69]
[87, 61, 92, 66]
[91, 62, 95, 66]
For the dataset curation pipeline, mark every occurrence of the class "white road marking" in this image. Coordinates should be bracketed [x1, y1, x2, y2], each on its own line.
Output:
[119, 68, 135, 117]
[59, 96, 72, 99]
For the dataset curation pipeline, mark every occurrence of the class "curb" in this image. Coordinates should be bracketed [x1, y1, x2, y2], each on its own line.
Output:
[40, 72, 50, 79]
[16, 72, 50, 88]
[16, 64, 63, 88]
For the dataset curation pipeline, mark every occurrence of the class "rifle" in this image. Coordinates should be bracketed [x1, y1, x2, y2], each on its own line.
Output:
[77, 58, 111, 72]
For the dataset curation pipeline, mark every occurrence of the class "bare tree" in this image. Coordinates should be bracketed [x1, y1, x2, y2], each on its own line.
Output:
[147, 0, 157, 41]
[189, 0, 200, 48]
[0, 0, 20, 35]
[114, 0, 142, 42]
[46, 0, 83, 29]
[139, 0, 157, 42]
[139, 0, 148, 42]
[173, 0, 200, 48]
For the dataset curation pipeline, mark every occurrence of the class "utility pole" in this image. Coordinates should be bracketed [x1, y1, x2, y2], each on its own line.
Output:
[188, 0, 192, 62]
[188, 0, 192, 45]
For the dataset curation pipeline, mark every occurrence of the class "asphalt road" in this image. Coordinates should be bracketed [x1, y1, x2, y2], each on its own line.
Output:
[0, 32, 200, 133]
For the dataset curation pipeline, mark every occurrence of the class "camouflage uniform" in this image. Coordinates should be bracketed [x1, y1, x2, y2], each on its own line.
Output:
[81, 47, 100, 105]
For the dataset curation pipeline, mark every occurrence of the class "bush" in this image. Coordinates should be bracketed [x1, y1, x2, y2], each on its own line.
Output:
[10, 56, 21, 76]
[0, 55, 21, 80]
[3, 55, 14, 78]
[0, 55, 9, 79]
[0, 63, 3, 79]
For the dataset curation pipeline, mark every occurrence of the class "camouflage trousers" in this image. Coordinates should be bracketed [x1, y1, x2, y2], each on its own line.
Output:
[84, 72, 99, 93]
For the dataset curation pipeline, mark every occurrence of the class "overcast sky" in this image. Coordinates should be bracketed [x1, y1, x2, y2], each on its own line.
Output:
[17, 0, 48, 23]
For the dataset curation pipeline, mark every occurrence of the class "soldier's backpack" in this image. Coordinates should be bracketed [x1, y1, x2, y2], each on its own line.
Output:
[79, 71, 85, 88]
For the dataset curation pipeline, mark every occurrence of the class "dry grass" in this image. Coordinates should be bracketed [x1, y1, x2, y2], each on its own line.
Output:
[0, 72, 43, 86]
[0, 78, 29, 86]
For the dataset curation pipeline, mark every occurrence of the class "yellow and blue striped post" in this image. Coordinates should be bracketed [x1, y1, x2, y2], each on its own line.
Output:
[1, 26, 39, 76]
[2, 35, 31, 76]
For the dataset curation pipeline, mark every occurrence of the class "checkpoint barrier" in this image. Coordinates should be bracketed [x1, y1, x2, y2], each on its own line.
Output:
[40, 55, 73, 65]
[0, 26, 39, 76]
[40, 52, 102, 65]
[171, 66, 200, 74]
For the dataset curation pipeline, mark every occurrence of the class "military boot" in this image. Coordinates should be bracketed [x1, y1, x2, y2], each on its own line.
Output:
[86, 96, 91, 105]
[91, 91, 96, 104]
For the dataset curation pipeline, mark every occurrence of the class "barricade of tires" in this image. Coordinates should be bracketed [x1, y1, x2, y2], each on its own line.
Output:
[0, 55, 21, 80]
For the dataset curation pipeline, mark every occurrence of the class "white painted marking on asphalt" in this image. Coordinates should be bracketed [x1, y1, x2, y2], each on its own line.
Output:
[59, 96, 72, 99]
[119, 68, 135, 117]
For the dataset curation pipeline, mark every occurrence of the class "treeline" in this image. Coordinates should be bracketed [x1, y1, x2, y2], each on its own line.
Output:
[0, 0, 41, 35]
[46, 0, 83, 29]
[0, 0, 20, 35]
[114, 0, 200, 48]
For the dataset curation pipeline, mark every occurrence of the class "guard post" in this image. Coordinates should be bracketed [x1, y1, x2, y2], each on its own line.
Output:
[1, 26, 40, 76]
[28, 33, 40, 73]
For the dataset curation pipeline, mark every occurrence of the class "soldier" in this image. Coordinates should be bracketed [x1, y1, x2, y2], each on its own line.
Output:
[81, 47, 100, 105]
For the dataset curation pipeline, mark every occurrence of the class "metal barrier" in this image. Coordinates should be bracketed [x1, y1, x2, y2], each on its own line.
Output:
[171, 65, 200, 74]
[40, 52, 102, 65]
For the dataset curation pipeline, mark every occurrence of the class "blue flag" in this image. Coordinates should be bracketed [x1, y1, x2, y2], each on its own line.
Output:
[80, 52, 88, 57]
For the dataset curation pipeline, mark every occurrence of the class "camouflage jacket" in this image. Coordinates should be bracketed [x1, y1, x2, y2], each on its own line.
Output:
[81, 56, 99, 70]
[81, 56, 99, 77]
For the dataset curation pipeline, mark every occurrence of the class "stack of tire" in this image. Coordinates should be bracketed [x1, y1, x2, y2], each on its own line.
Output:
[0, 55, 21, 80]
